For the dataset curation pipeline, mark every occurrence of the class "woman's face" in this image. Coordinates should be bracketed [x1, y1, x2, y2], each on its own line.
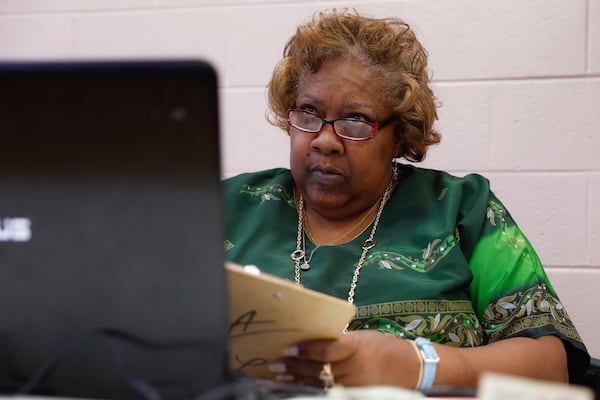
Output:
[290, 56, 402, 219]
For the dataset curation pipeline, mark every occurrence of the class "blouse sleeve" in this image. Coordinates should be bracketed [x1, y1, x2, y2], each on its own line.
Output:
[465, 189, 589, 382]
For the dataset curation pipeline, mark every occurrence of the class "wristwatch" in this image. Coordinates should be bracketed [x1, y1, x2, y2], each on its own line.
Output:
[414, 337, 439, 392]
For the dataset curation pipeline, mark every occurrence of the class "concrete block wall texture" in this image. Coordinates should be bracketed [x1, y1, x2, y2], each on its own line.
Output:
[1, 1, 599, 356]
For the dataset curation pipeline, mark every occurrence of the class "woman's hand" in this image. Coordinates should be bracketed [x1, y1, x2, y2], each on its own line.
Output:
[269, 332, 568, 389]
[269, 330, 422, 388]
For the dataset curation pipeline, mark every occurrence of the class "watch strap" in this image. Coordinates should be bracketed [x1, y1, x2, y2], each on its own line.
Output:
[414, 337, 439, 392]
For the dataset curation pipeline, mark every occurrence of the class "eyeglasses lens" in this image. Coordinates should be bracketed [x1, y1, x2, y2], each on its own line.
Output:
[335, 120, 371, 139]
[289, 110, 373, 140]
[298, 112, 322, 131]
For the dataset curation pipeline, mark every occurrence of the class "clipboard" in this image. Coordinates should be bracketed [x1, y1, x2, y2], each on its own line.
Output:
[226, 262, 357, 379]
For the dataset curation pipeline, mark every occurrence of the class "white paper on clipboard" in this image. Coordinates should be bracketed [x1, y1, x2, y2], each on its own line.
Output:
[226, 262, 357, 379]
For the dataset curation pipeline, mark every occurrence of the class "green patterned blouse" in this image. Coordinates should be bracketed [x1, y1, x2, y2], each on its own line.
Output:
[223, 165, 589, 381]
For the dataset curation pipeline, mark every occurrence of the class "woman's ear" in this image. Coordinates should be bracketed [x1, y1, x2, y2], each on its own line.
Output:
[391, 119, 403, 154]
[392, 137, 403, 160]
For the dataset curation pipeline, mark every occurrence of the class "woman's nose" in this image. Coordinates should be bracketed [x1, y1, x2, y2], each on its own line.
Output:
[311, 121, 344, 154]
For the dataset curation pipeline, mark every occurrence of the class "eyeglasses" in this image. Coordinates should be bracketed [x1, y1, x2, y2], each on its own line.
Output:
[287, 109, 394, 141]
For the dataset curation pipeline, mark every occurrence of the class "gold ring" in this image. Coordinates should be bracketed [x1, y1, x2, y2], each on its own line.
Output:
[319, 362, 335, 389]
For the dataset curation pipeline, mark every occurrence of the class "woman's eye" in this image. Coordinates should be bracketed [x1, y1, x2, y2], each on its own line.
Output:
[300, 105, 317, 114]
[346, 114, 369, 123]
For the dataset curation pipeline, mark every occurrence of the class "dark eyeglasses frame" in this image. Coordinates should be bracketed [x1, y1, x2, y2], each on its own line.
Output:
[287, 108, 395, 141]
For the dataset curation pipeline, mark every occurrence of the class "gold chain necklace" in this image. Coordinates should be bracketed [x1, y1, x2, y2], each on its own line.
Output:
[290, 180, 394, 305]
[300, 199, 381, 271]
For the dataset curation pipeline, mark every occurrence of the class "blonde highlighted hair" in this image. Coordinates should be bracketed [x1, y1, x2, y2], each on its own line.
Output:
[267, 9, 441, 162]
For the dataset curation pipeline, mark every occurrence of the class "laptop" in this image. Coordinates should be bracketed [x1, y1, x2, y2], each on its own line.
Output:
[0, 60, 228, 400]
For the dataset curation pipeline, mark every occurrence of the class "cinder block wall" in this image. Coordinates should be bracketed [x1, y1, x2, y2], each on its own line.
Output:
[2, 1, 599, 357]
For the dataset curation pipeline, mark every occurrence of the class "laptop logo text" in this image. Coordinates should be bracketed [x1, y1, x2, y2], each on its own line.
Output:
[0, 217, 32, 242]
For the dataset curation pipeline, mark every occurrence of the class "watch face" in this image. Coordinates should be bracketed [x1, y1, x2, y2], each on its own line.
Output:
[416, 338, 440, 362]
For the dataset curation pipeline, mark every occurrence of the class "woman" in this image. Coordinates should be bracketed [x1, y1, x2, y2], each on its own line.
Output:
[224, 9, 589, 392]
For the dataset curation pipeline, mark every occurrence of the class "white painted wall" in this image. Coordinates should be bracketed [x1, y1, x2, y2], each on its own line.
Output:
[2, 0, 599, 357]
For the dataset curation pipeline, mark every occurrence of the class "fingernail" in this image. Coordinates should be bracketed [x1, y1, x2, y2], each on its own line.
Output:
[275, 374, 294, 382]
[268, 362, 287, 373]
[282, 345, 299, 356]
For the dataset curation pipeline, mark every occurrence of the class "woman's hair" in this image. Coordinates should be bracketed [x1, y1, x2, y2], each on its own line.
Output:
[267, 9, 441, 162]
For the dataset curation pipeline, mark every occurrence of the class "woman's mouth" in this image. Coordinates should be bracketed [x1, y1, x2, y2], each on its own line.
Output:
[310, 167, 345, 185]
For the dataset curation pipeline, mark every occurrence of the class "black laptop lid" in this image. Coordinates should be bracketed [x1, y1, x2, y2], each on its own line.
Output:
[0, 60, 228, 399]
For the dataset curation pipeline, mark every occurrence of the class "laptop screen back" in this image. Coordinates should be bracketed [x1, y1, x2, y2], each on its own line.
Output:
[0, 60, 228, 400]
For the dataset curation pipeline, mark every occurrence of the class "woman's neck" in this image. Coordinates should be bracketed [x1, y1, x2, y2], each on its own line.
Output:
[303, 198, 380, 246]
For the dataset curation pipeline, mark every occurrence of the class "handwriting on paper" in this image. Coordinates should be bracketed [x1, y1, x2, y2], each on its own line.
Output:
[228, 309, 301, 373]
